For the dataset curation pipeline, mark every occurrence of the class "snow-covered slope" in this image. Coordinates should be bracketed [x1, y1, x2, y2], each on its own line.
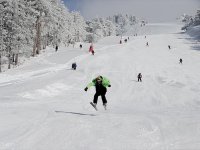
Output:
[126, 23, 182, 36]
[0, 23, 200, 150]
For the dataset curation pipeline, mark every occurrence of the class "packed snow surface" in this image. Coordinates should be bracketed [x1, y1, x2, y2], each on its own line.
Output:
[0, 23, 200, 150]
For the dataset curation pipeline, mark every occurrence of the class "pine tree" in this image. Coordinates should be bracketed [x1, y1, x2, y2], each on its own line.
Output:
[0, 0, 89, 72]
[194, 10, 200, 26]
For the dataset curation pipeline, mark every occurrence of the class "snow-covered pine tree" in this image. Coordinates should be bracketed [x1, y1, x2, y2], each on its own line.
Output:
[0, 0, 15, 69]
[180, 14, 193, 31]
[0, 3, 4, 72]
[104, 19, 116, 36]
[85, 17, 116, 42]
[85, 18, 102, 42]
[70, 11, 87, 42]
[194, 10, 200, 26]
[107, 14, 137, 36]
[31, 0, 49, 56]
[11, 0, 26, 65]
[181, 10, 200, 30]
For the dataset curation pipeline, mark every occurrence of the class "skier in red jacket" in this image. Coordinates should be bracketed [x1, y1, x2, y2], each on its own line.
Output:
[89, 44, 94, 55]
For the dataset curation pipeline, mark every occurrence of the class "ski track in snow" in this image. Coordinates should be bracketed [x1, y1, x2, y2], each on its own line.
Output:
[0, 23, 200, 150]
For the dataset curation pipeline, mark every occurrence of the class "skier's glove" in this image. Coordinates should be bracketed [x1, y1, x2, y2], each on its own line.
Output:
[108, 85, 111, 87]
[84, 87, 88, 91]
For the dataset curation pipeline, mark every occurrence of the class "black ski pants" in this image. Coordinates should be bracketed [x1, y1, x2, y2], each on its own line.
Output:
[93, 85, 107, 104]
[138, 77, 142, 82]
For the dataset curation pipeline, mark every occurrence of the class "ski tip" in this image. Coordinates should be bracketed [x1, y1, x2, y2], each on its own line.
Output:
[90, 102, 98, 111]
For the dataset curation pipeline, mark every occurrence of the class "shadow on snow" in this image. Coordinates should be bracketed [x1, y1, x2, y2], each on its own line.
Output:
[177, 32, 200, 51]
[55, 111, 96, 116]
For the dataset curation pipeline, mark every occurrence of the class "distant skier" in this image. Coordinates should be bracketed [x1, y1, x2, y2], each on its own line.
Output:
[145, 36, 146, 39]
[84, 76, 111, 110]
[120, 40, 122, 44]
[137, 73, 142, 82]
[179, 58, 183, 64]
[89, 44, 94, 55]
[80, 44, 82, 49]
[128, 37, 129, 40]
[55, 45, 58, 52]
[124, 39, 127, 43]
[168, 45, 171, 50]
[72, 62, 77, 70]
[146, 42, 149, 46]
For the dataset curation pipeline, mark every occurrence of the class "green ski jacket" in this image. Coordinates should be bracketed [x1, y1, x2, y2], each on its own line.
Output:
[86, 76, 110, 89]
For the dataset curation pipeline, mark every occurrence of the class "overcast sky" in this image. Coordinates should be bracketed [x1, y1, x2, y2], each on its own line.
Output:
[64, 0, 200, 22]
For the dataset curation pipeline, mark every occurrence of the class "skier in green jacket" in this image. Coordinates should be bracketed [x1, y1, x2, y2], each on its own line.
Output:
[84, 76, 111, 110]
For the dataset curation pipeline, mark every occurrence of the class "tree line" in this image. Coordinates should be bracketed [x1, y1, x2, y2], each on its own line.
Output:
[0, 0, 139, 72]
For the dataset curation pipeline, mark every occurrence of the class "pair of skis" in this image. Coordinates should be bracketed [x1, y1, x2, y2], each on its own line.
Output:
[90, 102, 106, 111]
